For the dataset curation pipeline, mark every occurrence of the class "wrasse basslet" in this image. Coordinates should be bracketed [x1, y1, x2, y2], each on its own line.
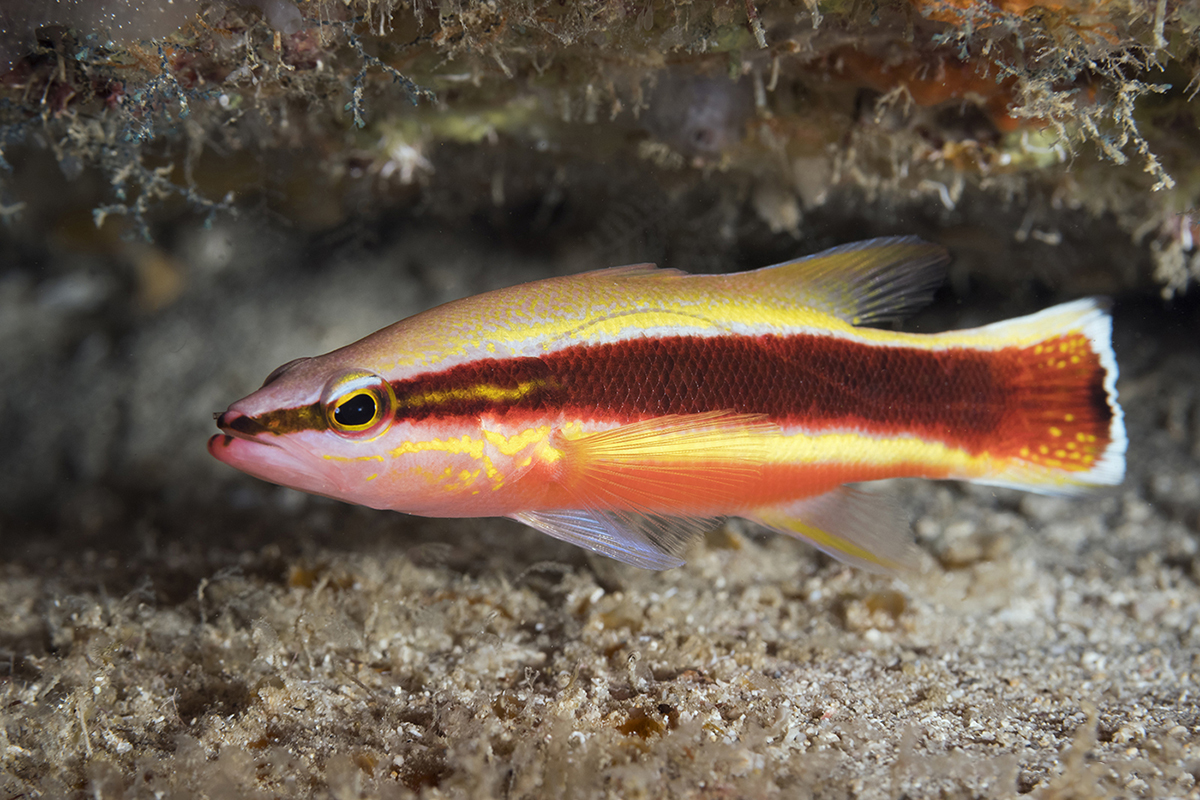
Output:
[210, 238, 1126, 572]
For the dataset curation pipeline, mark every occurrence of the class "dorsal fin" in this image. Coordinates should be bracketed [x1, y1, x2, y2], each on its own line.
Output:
[573, 263, 686, 280]
[753, 237, 949, 327]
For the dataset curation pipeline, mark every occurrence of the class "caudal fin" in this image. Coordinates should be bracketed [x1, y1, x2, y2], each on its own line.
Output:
[969, 298, 1126, 494]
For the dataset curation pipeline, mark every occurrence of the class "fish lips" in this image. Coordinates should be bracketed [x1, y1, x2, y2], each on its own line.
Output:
[208, 410, 337, 497]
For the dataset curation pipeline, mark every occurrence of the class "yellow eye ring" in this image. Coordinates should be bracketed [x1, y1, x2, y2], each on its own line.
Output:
[323, 371, 395, 439]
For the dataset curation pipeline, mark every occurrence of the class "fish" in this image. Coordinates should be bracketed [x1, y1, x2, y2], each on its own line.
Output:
[209, 237, 1126, 572]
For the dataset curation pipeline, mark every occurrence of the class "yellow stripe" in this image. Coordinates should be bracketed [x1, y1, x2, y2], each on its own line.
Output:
[398, 379, 546, 409]
[367, 269, 1096, 376]
[482, 425, 552, 456]
[389, 434, 485, 459]
[770, 431, 988, 474]
[769, 430, 1094, 490]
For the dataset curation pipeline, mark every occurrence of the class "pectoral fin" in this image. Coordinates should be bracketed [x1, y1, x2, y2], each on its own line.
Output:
[751, 487, 918, 574]
[510, 413, 773, 569]
[553, 411, 777, 513]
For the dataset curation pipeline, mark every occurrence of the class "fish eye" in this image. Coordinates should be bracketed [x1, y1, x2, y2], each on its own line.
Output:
[333, 393, 377, 427]
[323, 371, 394, 439]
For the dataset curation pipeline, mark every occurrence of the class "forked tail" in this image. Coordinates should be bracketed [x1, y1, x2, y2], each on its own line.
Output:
[967, 298, 1125, 494]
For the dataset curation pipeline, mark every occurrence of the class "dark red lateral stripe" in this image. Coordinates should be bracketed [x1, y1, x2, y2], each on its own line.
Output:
[387, 333, 1113, 458]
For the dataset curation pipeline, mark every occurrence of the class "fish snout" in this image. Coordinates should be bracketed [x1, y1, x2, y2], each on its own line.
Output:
[216, 409, 270, 439]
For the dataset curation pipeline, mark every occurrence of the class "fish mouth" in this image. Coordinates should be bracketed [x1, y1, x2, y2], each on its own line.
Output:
[208, 409, 334, 496]
[209, 410, 282, 465]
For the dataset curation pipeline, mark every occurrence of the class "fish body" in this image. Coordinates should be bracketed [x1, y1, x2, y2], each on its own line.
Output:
[210, 238, 1126, 571]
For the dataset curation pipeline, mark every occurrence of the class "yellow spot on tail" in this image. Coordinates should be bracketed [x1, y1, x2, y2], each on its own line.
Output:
[1050, 427, 1062, 437]
[1065, 414, 1075, 422]
[1020, 447, 1030, 457]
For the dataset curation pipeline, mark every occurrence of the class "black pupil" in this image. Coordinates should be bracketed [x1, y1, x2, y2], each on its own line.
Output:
[334, 393, 377, 427]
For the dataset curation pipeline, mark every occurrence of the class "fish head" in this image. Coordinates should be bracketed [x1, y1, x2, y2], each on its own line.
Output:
[209, 354, 422, 509]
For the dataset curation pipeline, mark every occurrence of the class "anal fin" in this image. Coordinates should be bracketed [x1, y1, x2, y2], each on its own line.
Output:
[750, 487, 918, 574]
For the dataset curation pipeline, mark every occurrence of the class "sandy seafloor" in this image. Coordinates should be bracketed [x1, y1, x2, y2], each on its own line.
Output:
[1, 222, 1199, 799]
